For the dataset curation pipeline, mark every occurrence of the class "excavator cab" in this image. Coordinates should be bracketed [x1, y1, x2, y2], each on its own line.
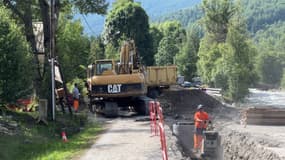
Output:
[86, 40, 148, 117]
[86, 59, 116, 91]
[87, 60, 116, 77]
[94, 60, 116, 75]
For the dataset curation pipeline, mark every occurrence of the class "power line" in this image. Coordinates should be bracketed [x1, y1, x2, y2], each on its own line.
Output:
[81, 14, 96, 35]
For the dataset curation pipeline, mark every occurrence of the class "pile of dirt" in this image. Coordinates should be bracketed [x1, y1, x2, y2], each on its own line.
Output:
[158, 89, 224, 120]
[221, 128, 283, 160]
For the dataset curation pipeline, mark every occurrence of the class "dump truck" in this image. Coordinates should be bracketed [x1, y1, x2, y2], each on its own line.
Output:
[146, 66, 177, 98]
[86, 40, 177, 117]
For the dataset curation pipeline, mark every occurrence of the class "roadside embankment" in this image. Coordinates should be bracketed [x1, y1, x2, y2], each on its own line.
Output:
[220, 123, 285, 160]
[0, 111, 101, 160]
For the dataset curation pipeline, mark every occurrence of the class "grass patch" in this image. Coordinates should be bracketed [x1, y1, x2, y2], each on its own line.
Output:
[0, 111, 102, 160]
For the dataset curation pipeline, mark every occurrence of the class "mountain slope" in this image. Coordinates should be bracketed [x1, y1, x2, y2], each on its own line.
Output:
[155, 0, 285, 34]
[75, 0, 201, 35]
[153, 6, 203, 27]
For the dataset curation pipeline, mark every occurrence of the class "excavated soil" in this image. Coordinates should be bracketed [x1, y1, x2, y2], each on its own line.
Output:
[158, 89, 285, 160]
[158, 89, 226, 120]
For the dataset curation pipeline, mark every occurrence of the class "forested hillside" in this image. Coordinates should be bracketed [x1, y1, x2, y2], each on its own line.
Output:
[149, 0, 285, 101]
[76, 0, 201, 35]
[136, 0, 201, 18]
[153, 6, 203, 27]
[156, 0, 285, 31]
[243, 0, 285, 33]
[155, 0, 285, 89]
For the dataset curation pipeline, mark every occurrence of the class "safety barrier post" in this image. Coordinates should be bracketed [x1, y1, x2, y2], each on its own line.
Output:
[155, 101, 168, 160]
[158, 122, 168, 160]
[149, 101, 158, 136]
[149, 100, 168, 160]
[155, 101, 164, 125]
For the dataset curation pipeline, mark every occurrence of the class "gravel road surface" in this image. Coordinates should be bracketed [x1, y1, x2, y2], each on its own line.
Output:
[78, 115, 185, 160]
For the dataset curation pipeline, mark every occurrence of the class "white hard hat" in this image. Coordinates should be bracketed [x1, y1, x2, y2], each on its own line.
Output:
[197, 104, 204, 110]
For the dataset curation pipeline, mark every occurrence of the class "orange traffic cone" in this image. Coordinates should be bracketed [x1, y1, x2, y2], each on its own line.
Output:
[61, 131, 68, 142]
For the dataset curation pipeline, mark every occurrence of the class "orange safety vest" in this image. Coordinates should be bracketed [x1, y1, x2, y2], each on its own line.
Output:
[194, 111, 209, 129]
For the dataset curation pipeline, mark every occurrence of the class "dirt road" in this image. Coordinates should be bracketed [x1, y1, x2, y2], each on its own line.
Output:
[78, 115, 185, 160]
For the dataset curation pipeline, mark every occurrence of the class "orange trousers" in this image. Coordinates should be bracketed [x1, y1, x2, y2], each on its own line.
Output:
[73, 99, 79, 111]
[193, 134, 203, 150]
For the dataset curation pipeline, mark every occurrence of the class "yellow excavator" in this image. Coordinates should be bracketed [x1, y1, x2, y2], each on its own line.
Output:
[86, 40, 176, 117]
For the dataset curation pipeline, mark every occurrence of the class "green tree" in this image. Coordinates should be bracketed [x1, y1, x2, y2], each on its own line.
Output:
[254, 22, 285, 86]
[157, 21, 186, 47]
[154, 21, 186, 67]
[198, 39, 222, 85]
[105, 43, 119, 60]
[211, 45, 229, 90]
[225, 19, 256, 101]
[57, 17, 90, 81]
[155, 36, 179, 65]
[89, 36, 105, 63]
[0, 6, 33, 103]
[176, 24, 202, 80]
[71, 0, 108, 14]
[149, 25, 163, 57]
[198, 0, 256, 101]
[257, 53, 283, 85]
[103, 0, 154, 65]
[201, 0, 235, 43]
[198, 0, 235, 85]
[281, 69, 285, 89]
[2, 0, 108, 98]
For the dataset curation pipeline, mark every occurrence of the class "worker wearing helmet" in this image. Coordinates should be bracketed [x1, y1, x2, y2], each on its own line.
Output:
[193, 104, 209, 153]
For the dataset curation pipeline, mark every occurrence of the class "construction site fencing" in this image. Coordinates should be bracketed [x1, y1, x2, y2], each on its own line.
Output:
[149, 101, 168, 160]
[149, 101, 158, 136]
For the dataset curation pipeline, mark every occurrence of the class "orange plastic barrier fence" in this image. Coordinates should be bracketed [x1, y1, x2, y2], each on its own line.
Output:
[149, 101, 168, 160]
[149, 101, 158, 136]
[158, 122, 168, 160]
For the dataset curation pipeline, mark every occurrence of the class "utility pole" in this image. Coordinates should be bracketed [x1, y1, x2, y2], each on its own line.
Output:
[50, 0, 56, 121]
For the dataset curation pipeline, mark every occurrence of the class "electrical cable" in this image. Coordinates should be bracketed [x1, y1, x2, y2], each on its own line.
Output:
[81, 14, 96, 35]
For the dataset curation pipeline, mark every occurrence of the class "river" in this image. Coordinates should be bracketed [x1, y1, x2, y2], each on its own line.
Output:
[244, 88, 285, 108]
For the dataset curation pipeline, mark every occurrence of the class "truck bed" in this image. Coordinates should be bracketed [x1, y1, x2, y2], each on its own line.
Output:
[146, 66, 177, 87]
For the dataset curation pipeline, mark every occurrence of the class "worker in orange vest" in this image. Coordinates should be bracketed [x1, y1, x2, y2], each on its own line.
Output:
[193, 104, 209, 153]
